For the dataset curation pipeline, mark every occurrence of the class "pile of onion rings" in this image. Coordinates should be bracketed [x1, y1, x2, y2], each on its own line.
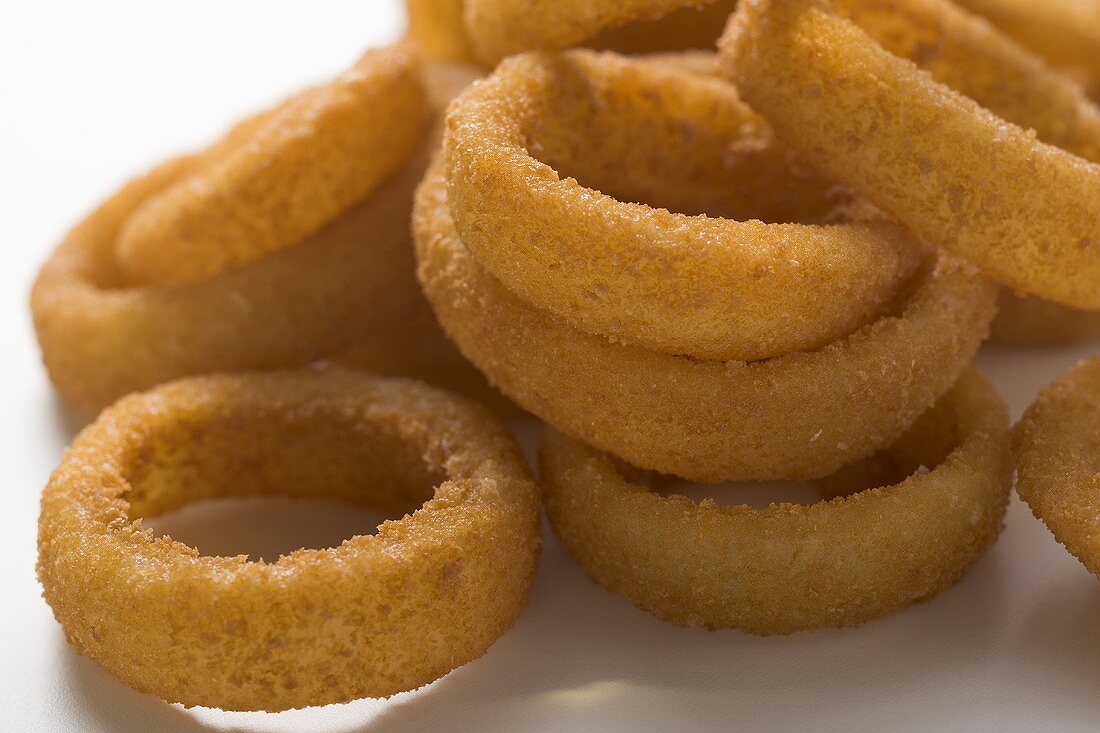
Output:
[1013, 358, 1100, 578]
[31, 48, 501, 416]
[30, 0, 1100, 712]
[542, 369, 1011, 634]
[421, 49, 995, 482]
[36, 368, 541, 711]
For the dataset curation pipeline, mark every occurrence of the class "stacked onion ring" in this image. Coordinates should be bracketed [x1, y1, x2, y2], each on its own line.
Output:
[36, 368, 541, 711]
[542, 369, 1012, 634]
[30, 47, 501, 416]
[720, 0, 1100, 345]
[416, 49, 996, 483]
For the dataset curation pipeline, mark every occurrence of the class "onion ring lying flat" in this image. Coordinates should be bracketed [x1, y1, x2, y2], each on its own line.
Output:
[1013, 358, 1100, 577]
[465, 0, 729, 64]
[541, 369, 1011, 634]
[36, 368, 540, 711]
[31, 60, 493, 416]
[954, 0, 1100, 98]
[414, 158, 996, 482]
[444, 50, 922, 361]
[114, 47, 428, 287]
[720, 0, 1100, 310]
[991, 292, 1100, 346]
[406, 0, 475, 62]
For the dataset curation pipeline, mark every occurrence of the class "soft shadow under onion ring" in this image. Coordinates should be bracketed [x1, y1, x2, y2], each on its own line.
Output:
[414, 157, 996, 482]
[36, 368, 541, 711]
[540, 369, 1011, 634]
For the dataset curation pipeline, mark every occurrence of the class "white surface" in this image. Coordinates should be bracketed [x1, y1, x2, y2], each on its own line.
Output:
[1, 2, 1098, 731]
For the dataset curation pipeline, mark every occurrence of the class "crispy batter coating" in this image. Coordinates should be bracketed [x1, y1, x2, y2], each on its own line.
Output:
[36, 368, 541, 711]
[411, 0, 739, 66]
[414, 157, 996, 482]
[31, 59, 498, 417]
[720, 0, 1100, 310]
[444, 50, 923, 361]
[541, 369, 1012, 634]
[115, 48, 430, 287]
[465, 0, 725, 64]
[955, 0, 1100, 99]
[1013, 358, 1100, 576]
[406, 0, 475, 62]
[991, 291, 1100, 346]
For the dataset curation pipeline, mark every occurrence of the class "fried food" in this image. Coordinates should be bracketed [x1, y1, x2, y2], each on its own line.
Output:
[36, 368, 541, 711]
[955, 0, 1100, 99]
[414, 154, 996, 482]
[31, 57, 496, 416]
[720, 0, 1100, 310]
[464, 0, 738, 64]
[115, 48, 429, 287]
[1013, 357, 1100, 577]
[406, 0, 475, 62]
[991, 291, 1100, 346]
[541, 369, 1011, 634]
[444, 50, 923, 361]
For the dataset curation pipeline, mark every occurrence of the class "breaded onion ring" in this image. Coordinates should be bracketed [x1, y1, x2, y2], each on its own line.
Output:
[1013, 358, 1100, 577]
[541, 369, 1012, 634]
[991, 292, 1100, 346]
[36, 368, 540, 711]
[115, 48, 429, 287]
[720, 0, 1100, 310]
[414, 157, 996, 482]
[465, 0, 737, 64]
[406, 0, 476, 62]
[444, 50, 922, 361]
[955, 0, 1100, 99]
[408, 0, 739, 67]
[31, 59, 494, 416]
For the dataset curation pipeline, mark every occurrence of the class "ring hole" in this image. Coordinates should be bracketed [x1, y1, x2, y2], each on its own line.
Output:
[120, 410, 446, 560]
[522, 52, 855, 225]
[141, 496, 401, 562]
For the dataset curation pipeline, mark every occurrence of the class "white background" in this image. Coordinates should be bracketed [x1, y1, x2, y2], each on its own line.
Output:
[1, 2, 1098, 731]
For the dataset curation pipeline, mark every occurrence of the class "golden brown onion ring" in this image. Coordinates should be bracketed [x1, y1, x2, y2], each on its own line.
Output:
[954, 0, 1100, 99]
[1013, 357, 1100, 577]
[541, 369, 1011, 634]
[31, 60, 495, 417]
[991, 291, 1100, 346]
[444, 50, 923, 361]
[115, 48, 429, 287]
[465, 0, 737, 64]
[405, 0, 476, 62]
[414, 157, 996, 482]
[36, 368, 541, 711]
[720, 0, 1100, 310]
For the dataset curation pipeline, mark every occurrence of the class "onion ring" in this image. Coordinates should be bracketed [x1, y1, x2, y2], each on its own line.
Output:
[414, 155, 996, 482]
[465, 0, 737, 65]
[115, 47, 429, 287]
[991, 292, 1100, 346]
[31, 58, 495, 416]
[405, 0, 476, 62]
[36, 368, 541, 711]
[1013, 358, 1100, 577]
[540, 369, 1011, 634]
[720, 0, 1100, 310]
[444, 50, 923, 361]
[954, 0, 1100, 99]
